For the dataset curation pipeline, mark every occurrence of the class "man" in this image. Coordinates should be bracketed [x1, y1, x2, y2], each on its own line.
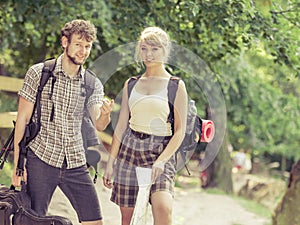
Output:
[12, 19, 113, 225]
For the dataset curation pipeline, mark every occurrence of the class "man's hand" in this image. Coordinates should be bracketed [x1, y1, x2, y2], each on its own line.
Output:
[12, 167, 27, 187]
[94, 98, 114, 131]
[101, 98, 114, 115]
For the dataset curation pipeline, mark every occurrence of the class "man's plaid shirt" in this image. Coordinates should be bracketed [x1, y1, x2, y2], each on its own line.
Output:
[18, 55, 104, 169]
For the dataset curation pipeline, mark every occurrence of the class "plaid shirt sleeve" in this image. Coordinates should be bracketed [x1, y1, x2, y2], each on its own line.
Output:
[18, 63, 43, 103]
[86, 77, 104, 109]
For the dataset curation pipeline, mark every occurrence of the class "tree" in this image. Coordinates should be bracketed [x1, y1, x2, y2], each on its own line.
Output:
[0, 0, 299, 196]
[0, 0, 112, 76]
[101, 0, 300, 193]
[273, 160, 300, 224]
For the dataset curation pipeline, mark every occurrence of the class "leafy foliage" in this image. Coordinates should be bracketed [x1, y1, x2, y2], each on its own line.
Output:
[0, 0, 299, 167]
[0, 0, 112, 75]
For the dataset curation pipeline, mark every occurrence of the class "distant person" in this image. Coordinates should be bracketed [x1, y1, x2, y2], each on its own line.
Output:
[244, 149, 252, 173]
[233, 149, 247, 172]
[12, 19, 114, 225]
[103, 27, 188, 225]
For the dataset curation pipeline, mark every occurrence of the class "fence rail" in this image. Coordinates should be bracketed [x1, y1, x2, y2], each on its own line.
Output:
[0, 76, 112, 144]
[0, 76, 23, 92]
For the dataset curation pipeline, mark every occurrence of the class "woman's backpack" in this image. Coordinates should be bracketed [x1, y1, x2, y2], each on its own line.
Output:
[127, 76, 203, 174]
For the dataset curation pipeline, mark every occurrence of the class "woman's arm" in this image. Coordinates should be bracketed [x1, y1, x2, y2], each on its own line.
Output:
[103, 80, 131, 188]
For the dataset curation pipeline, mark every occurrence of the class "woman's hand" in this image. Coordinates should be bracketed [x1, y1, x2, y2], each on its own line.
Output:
[151, 161, 165, 183]
[102, 163, 114, 189]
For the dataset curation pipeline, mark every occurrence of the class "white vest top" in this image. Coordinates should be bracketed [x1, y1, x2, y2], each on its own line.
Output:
[128, 82, 172, 136]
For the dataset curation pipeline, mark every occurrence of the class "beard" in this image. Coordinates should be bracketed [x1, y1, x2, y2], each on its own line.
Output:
[66, 46, 85, 65]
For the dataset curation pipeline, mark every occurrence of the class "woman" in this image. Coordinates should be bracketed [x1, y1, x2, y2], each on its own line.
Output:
[103, 27, 187, 225]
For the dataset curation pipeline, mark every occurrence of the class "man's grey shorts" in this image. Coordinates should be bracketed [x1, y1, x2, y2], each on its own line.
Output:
[26, 149, 102, 222]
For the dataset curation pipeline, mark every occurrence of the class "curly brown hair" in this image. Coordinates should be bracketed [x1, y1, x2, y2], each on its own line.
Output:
[61, 19, 97, 43]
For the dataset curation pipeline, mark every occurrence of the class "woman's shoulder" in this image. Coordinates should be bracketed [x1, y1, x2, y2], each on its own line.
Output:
[124, 75, 141, 85]
[123, 75, 142, 91]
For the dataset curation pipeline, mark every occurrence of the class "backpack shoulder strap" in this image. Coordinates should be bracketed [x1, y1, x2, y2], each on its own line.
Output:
[84, 69, 97, 100]
[40, 58, 57, 122]
[33, 58, 56, 123]
[127, 75, 142, 98]
[41, 58, 56, 88]
[167, 76, 180, 132]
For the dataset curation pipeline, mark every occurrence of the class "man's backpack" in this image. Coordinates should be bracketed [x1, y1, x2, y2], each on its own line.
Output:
[0, 183, 73, 225]
[127, 76, 202, 174]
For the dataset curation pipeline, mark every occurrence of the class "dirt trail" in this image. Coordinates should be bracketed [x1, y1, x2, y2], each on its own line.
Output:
[48, 180, 270, 225]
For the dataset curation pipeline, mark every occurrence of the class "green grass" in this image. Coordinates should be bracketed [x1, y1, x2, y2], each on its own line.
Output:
[234, 196, 272, 220]
[205, 187, 227, 195]
[175, 174, 200, 188]
[0, 161, 13, 186]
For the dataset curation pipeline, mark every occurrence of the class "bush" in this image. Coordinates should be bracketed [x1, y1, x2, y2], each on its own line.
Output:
[0, 159, 13, 186]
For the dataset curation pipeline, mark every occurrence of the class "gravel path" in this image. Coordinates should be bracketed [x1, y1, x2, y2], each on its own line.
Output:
[48, 181, 270, 225]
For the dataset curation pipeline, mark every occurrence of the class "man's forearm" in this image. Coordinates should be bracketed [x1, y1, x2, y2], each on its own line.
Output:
[13, 118, 27, 172]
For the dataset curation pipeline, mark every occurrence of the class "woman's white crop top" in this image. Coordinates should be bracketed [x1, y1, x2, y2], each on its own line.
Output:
[128, 81, 172, 136]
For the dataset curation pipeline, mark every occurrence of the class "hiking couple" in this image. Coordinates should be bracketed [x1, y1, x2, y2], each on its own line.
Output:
[13, 19, 188, 225]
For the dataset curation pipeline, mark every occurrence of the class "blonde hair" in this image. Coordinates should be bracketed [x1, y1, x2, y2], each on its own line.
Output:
[134, 27, 171, 66]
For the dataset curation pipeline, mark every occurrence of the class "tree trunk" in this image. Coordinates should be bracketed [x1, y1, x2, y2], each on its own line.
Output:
[201, 103, 233, 193]
[208, 133, 233, 193]
[272, 160, 300, 225]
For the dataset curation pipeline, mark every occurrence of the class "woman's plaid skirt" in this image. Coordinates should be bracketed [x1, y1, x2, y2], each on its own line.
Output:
[111, 128, 176, 207]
